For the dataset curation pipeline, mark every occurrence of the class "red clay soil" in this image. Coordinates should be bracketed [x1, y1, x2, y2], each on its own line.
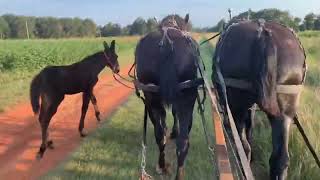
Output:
[0, 66, 133, 180]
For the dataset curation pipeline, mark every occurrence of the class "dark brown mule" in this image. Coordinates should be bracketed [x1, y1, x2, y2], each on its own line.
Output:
[135, 14, 199, 179]
[213, 21, 306, 180]
[30, 40, 119, 159]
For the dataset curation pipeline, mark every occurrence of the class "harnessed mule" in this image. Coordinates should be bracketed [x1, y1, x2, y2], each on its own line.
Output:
[134, 14, 204, 180]
[213, 20, 306, 180]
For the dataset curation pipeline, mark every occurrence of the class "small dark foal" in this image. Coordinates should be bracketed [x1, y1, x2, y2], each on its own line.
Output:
[30, 40, 119, 159]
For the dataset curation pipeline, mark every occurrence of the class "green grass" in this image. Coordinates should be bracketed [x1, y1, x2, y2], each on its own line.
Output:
[0, 37, 139, 111]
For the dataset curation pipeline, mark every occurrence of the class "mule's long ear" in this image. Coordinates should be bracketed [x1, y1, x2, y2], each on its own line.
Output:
[185, 13, 189, 23]
[103, 41, 110, 51]
[110, 40, 115, 52]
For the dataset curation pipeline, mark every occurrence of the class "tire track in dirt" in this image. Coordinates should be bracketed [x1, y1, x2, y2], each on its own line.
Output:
[0, 65, 133, 180]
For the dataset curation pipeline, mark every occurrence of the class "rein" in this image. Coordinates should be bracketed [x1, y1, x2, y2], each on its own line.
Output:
[112, 73, 135, 89]
[199, 32, 221, 46]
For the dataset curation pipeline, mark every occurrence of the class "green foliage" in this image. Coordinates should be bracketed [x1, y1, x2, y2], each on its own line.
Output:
[1, 14, 97, 39]
[208, 8, 320, 32]
[146, 18, 158, 32]
[0, 17, 10, 38]
[101, 23, 122, 36]
[129, 17, 147, 35]
[304, 13, 316, 30]
[207, 19, 226, 32]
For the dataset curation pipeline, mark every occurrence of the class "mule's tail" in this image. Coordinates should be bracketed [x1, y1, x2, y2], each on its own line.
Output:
[159, 42, 178, 106]
[254, 29, 280, 115]
[30, 73, 42, 114]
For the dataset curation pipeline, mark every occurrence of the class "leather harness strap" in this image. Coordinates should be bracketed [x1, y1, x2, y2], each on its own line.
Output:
[224, 78, 253, 90]
[276, 84, 303, 94]
[134, 78, 204, 93]
[223, 77, 303, 94]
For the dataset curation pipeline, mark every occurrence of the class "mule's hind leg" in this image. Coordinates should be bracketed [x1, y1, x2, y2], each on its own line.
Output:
[145, 93, 168, 174]
[268, 93, 299, 180]
[170, 106, 178, 139]
[268, 114, 292, 180]
[37, 93, 64, 159]
[79, 92, 90, 137]
[174, 90, 197, 180]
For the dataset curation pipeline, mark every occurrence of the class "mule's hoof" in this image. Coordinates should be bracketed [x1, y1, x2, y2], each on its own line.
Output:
[36, 152, 43, 160]
[80, 131, 87, 137]
[47, 140, 54, 149]
[176, 167, 185, 180]
[156, 163, 171, 175]
[96, 112, 101, 122]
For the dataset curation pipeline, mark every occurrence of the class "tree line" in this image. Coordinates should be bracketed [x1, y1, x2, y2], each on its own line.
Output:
[0, 14, 97, 39]
[1, 9, 320, 39]
[0, 14, 159, 39]
[207, 9, 320, 32]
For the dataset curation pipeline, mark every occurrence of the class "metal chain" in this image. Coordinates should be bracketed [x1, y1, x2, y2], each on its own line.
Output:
[140, 143, 152, 180]
[196, 93, 217, 174]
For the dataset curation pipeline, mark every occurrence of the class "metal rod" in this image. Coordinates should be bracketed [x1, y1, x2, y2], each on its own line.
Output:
[293, 115, 320, 169]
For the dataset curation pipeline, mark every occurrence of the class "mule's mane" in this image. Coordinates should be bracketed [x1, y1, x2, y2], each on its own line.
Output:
[159, 14, 189, 31]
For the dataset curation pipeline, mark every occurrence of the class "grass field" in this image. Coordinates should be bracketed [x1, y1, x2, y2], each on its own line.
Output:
[0, 32, 319, 179]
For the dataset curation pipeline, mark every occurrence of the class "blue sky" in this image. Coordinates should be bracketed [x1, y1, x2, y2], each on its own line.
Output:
[0, 0, 319, 27]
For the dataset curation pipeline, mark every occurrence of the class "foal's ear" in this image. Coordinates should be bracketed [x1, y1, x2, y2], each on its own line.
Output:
[110, 40, 115, 52]
[185, 13, 189, 23]
[103, 41, 110, 51]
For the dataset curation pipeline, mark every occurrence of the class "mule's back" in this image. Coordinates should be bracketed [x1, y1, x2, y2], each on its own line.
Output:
[215, 20, 306, 114]
[216, 21, 305, 85]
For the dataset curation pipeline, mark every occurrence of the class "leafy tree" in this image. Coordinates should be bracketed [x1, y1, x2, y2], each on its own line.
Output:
[2, 14, 16, 38]
[293, 17, 302, 31]
[2, 15, 30, 38]
[304, 13, 316, 30]
[207, 19, 226, 32]
[35, 17, 63, 38]
[81, 19, 96, 37]
[313, 16, 320, 30]
[60, 18, 74, 37]
[146, 18, 158, 32]
[0, 17, 10, 38]
[212, 9, 302, 31]
[129, 17, 147, 35]
[101, 23, 122, 36]
[122, 25, 131, 35]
